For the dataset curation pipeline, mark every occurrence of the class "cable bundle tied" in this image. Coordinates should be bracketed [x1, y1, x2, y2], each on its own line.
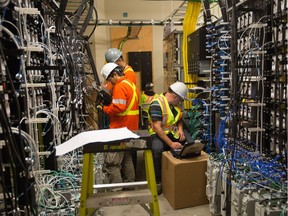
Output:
[182, 2, 202, 109]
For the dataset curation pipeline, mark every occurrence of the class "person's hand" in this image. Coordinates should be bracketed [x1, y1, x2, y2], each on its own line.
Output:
[170, 142, 183, 149]
[178, 130, 186, 142]
[97, 105, 103, 110]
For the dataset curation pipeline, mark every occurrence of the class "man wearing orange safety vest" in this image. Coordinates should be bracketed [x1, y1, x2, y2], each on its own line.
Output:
[105, 48, 138, 170]
[148, 81, 188, 195]
[102, 48, 137, 95]
[100, 62, 140, 186]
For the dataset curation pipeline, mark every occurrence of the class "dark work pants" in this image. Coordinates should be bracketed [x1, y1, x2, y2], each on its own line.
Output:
[130, 150, 137, 174]
[151, 134, 174, 183]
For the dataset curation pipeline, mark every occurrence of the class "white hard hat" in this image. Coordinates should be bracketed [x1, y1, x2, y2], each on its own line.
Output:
[101, 62, 118, 80]
[170, 81, 188, 100]
[105, 48, 122, 63]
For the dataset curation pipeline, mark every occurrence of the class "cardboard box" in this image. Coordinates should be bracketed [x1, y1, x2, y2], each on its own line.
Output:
[162, 151, 209, 209]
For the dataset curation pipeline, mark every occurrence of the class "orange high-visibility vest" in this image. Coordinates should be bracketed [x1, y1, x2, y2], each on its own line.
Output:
[124, 66, 136, 85]
[103, 77, 139, 130]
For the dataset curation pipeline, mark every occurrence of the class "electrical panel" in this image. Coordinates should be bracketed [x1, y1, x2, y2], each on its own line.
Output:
[128, 51, 153, 91]
[187, 26, 210, 74]
[163, 30, 183, 90]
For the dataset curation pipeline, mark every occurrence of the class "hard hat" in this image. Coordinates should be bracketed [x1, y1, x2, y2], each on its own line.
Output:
[105, 48, 122, 63]
[170, 81, 188, 100]
[145, 82, 154, 90]
[101, 62, 118, 80]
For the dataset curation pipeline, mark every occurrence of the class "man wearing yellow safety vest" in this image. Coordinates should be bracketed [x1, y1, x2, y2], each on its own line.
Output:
[148, 81, 188, 195]
[99, 62, 140, 187]
[140, 82, 158, 128]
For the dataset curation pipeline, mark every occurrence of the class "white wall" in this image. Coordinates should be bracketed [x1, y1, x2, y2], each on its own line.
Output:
[152, 26, 166, 94]
[93, 0, 183, 93]
[104, 0, 182, 20]
[93, 0, 110, 82]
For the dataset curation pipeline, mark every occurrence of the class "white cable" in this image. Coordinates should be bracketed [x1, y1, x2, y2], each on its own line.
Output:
[11, 127, 40, 172]
[35, 109, 62, 145]
[218, 31, 231, 56]
[0, 25, 21, 48]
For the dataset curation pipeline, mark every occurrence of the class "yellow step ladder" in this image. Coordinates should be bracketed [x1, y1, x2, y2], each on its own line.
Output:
[79, 130, 160, 216]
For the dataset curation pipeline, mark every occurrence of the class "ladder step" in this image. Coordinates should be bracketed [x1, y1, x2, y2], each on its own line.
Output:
[86, 189, 152, 208]
[93, 181, 148, 189]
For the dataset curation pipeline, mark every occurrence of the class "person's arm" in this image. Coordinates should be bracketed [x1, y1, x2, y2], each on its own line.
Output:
[177, 120, 186, 142]
[140, 93, 146, 105]
[151, 120, 183, 149]
[103, 83, 127, 115]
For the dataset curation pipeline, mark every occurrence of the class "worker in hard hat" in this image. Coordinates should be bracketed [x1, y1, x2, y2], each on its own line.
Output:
[140, 82, 158, 129]
[148, 81, 188, 194]
[99, 62, 140, 188]
[105, 48, 138, 171]
[105, 48, 136, 85]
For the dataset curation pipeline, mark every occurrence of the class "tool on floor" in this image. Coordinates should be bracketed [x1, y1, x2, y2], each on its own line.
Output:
[79, 130, 160, 216]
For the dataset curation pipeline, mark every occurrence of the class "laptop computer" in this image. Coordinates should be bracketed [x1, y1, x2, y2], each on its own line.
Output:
[171, 140, 205, 159]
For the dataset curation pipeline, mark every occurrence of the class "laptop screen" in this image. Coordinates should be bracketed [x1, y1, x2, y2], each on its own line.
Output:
[172, 140, 205, 159]
[180, 142, 205, 157]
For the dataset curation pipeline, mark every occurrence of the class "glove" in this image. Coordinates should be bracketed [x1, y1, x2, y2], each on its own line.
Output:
[97, 105, 103, 110]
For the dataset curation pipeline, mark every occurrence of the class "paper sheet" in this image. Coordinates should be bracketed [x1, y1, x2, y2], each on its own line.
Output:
[55, 127, 140, 156]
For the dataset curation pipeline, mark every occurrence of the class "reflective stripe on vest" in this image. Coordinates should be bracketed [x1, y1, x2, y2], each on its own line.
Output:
[148, 95, 182, 136]
[117, 80, 139, 116]
[142, 94, 155, 112]
[145, 95, 154, 104]
[125, 67, 134, 73]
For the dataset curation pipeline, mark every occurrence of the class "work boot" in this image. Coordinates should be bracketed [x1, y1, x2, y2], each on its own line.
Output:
[156, 182, 162, 195]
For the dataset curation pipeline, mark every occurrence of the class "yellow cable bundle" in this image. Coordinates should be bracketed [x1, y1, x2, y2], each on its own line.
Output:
[182, 1, 202, 109]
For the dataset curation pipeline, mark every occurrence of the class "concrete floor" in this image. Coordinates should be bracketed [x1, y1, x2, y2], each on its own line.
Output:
[100, 196, 210, 216]
[97, 151, 211, 215]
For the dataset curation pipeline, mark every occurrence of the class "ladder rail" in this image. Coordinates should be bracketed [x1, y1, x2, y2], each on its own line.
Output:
[93, 181, 148, 189]
[79, 130, 160, 216]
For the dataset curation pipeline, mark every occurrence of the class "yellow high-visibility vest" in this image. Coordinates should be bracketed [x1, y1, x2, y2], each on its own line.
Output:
[117, 80, 139, 116]
[141, 93, 159, 116]
[148, 94, 182, 139]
